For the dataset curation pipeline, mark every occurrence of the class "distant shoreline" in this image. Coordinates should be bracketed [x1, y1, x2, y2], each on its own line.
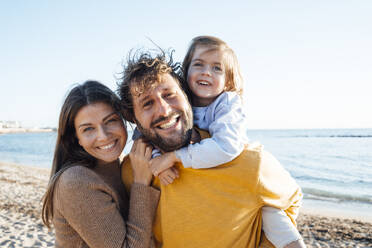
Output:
[0, 128, 56, 134]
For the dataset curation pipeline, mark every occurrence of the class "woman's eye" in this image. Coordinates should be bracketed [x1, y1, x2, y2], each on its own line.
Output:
[213, 66, 222, 72]
[193, 62, 202, 67]
[83, 127, 94, 132]
[106, 118, 118, 125]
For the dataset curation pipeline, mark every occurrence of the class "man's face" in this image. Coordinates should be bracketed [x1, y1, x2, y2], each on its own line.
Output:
[132, 73, 193, 152]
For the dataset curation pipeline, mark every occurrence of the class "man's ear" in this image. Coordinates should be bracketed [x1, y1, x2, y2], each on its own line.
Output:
[121, 109, 136, 123]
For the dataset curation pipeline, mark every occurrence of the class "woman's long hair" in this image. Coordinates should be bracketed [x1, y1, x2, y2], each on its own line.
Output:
[41, 80, 124, 228]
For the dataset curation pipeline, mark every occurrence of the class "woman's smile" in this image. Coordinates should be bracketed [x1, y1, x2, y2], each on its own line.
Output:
[74, 102, 127, 165]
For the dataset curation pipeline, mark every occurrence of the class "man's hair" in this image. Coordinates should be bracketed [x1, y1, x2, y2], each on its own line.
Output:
[117, 49, 187, 123]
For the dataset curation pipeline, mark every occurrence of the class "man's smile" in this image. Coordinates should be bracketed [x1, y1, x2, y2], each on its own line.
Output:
[151, 111, 182, 131]
[155, 114, 180, 130]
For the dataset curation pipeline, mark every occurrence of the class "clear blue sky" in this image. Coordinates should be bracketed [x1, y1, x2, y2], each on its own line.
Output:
[1, 1, 371, 129]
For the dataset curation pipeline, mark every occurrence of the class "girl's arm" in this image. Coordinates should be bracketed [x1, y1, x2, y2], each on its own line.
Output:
[176, 92, 248, 169]
[262, 206, 305, 248]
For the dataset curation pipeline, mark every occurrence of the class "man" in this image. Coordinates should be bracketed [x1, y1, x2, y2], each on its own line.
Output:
[118, 50, 304, 248]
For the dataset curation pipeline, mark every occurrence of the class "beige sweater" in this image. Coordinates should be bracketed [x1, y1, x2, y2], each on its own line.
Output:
[53, 162, 160, 248]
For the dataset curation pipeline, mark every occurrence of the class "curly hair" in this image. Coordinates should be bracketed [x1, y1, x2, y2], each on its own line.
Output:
[117, 48, 188, 123]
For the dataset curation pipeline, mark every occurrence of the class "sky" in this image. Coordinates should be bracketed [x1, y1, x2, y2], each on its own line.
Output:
[1, 1, 371, 129]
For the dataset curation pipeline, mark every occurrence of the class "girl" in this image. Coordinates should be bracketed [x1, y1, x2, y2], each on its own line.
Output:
[150, 36, 305, 248]
[41, 81, 159, 248]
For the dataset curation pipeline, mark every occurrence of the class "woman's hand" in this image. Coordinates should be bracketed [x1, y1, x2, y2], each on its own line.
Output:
[129, 138, 153, 185]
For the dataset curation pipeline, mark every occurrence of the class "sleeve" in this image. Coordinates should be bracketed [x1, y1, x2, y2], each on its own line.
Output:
[175, 93, 248, 168]
[261, 206, 302, 248]
[256, 151, 303, 225]
[133, 129, 161, 159]
[132, 127, 142, 140]
[55, 167, 160, 248]
[151, 148, 161, 158]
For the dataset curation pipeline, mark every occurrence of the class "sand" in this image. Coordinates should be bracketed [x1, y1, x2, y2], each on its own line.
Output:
[0, 161, 371, 248]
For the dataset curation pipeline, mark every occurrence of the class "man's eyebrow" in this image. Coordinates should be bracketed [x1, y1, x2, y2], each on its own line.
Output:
[138, 95, 152, 105]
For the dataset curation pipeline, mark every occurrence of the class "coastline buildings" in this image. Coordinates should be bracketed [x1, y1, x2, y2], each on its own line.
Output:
[0, 120, 55, 134]
[0, 121, 21, 129]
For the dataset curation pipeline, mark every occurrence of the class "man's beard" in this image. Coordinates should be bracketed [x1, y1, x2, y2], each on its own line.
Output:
[135, 109, 193, 152]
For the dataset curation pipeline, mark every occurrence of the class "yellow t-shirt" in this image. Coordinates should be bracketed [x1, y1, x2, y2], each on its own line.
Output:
[122, 130, 302, 248]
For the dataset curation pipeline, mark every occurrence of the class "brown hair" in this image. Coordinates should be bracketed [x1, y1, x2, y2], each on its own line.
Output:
[41, 80, 124, 228]
[182, 36, 243, 97]
[117, 48, 187, 123]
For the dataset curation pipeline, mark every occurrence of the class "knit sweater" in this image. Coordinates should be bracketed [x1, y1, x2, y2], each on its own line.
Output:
[121, 129, 303, 248]
[52, 162, 160, 248]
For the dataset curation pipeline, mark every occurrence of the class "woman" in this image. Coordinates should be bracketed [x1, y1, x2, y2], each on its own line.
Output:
[42, 80, 159, 248]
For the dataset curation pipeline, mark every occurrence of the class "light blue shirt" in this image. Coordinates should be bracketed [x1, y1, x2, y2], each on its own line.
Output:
[175, 92, 249, 168]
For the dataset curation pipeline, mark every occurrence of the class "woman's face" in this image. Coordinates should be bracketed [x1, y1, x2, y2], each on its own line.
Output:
[74, 102, 127, 165]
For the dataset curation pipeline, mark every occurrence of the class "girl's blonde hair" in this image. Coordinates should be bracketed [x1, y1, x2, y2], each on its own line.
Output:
[182, 36, 243, 97]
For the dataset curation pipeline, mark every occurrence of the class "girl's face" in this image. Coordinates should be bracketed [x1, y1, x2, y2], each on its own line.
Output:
[187, 46, 226, 107]
[74, 102, 127, 165]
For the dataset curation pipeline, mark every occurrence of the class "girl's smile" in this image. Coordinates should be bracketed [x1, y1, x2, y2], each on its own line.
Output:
[187, 46, 226, 107]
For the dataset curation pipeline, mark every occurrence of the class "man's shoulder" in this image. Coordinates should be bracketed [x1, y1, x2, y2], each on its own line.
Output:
[228, 143, 266, 173]
[198, 128, 264, 164]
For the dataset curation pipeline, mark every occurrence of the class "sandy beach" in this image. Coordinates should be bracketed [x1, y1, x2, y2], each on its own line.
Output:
[0, 161, 371, 247]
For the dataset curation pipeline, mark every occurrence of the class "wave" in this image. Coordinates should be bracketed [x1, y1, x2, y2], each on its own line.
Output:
[295, 174, 372, 185]
[287, 135, 372, 138]
[302, 187, 372, 204]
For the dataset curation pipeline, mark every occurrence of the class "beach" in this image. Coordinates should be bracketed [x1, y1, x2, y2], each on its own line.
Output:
[1, 161, 371, 248]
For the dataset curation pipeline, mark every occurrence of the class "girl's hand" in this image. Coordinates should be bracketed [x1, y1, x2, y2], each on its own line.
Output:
[129, 138, 153, 185]
[158, 167, 179, 186]
[150, 151, 181, 176]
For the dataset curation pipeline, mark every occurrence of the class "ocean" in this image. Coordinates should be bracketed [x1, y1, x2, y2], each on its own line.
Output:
[1, 128, 371, 217]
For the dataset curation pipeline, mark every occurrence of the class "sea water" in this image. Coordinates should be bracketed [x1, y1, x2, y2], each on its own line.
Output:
[247, 128, 372, 220]
[1, 128, 371, 216]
